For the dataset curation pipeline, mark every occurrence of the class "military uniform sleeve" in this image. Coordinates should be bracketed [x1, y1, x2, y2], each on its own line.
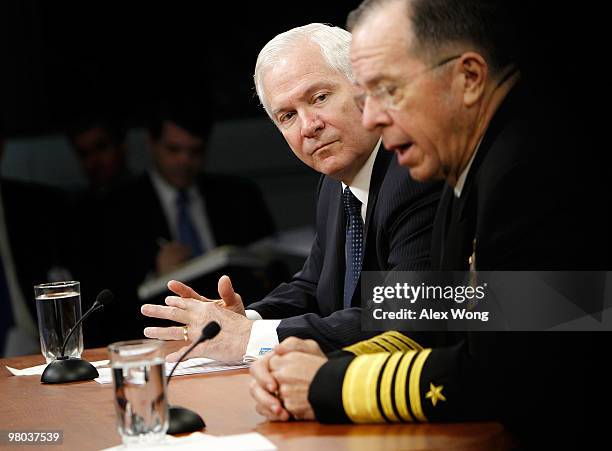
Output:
[310, 335, 494, 424]
[325, 330, 424, 359]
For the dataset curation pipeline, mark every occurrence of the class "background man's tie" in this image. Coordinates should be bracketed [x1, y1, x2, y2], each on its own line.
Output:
[176, 189, 204, 257]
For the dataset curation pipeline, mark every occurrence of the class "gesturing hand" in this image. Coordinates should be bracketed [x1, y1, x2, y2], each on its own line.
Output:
[141, 275, 251, 361]
[167, 276, 246, 316]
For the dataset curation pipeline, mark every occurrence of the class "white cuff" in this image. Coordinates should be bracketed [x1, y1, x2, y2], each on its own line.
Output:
[243, 319, 281, 363]
[245, 309, 263, 320]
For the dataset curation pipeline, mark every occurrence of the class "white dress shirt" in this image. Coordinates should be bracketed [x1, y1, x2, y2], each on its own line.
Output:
[453, 140, 482, 198]
[243, 140, 382, 361]
[149, 170, 216, 251]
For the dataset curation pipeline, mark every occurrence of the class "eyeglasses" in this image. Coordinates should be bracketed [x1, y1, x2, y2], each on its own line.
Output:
[353, 55, 461, 112]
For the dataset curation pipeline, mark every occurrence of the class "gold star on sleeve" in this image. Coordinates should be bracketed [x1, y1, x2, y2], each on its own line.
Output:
[425, 383, 447, 407]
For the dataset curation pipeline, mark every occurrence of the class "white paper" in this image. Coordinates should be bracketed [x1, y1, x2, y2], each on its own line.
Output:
[94, 358, 248, 384]
[100, 432, 276, 451]
[214, 432, 277, 450]
[5, 359, 110, 376]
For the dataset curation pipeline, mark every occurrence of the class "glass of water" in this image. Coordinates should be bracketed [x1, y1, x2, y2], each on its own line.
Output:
[108, 339, 169, 446]
[34, 281, 84, 363]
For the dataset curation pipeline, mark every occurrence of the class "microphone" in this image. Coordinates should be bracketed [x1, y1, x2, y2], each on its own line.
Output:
[60, 289, 113, 357]
[166, 321, 221, 435]
[41, 290, 114, 384]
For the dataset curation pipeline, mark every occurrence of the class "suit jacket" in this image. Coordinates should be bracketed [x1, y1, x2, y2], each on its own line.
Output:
[431, 84, 607, 271]
[248, 149, 443, 352]
[94, 172, 276, 344]
[307, 84, 610, 449]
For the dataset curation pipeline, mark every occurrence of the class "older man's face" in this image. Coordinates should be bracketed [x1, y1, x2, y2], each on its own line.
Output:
[262, 42, 379, 183]
[351, 1, 462, 182]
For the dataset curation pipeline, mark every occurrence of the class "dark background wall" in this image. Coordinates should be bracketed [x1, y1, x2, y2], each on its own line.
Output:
[2, 1, 366, 136]
[1, 1, 608, 230]
[1, 1, 365, 230]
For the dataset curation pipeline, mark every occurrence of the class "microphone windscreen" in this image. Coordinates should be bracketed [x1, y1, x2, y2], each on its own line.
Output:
[96, 289, 114, 307]
[200, 321, 221, 341]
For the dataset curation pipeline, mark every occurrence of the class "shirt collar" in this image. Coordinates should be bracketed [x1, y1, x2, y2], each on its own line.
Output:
[342, 138, 381, 206]
[150, 170, 198, 205]
[454, 138, 482, 198]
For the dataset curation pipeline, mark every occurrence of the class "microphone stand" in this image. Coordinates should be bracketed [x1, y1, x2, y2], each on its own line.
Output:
[167, 321, 220, 435]
[41, 291, 113, 384]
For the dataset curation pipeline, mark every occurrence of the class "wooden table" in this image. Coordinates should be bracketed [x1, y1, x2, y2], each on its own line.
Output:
[0, 347, 514, 450]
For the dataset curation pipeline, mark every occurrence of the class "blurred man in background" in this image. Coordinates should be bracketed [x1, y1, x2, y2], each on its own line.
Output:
[96, 99, 276, 345]
[66, 116, 133, 322]
[68, 117, 131, 194]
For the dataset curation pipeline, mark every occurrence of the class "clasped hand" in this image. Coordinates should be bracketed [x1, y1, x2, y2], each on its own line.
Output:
[249, 337, 328, 421]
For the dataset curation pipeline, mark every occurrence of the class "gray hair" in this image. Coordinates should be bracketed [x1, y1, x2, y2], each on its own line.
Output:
[347, 0, 518, 75]
[254, 23, 353, 118]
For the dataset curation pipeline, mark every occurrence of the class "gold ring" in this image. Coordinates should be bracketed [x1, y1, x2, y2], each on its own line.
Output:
[182, 325, 189, 341]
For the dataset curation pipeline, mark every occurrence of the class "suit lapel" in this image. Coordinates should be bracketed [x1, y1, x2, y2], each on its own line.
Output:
[455, 83, 525, 225]
[435, 86, 524, 270]
[441, 201, 472, 270]
[432, 185, 454, 269]
[363, 149, 391, 239]
[327, 180, 346, 312]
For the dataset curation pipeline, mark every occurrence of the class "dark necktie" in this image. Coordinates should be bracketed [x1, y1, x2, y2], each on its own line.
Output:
[343, 187, 364, 309]
[0, 254, 14, 354]
[176, 190, 204, 257]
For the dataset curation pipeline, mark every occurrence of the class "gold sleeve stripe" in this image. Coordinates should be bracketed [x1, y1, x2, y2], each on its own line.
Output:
[379, 334, 408, 351]
[409, 349, 432, 422]
[373, 336, 401, 352]
[386, 331, 423, 351]
[394, 351, 417, 422]
[378, 334, 416, 352]
[378, 352, 404, 422]
[369, 341, 388, 353]
[344, 336, 388, 355]
[342, 331, 423, 356]
[342, 353, 389, 423]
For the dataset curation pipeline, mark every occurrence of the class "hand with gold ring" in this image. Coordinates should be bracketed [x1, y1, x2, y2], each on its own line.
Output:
[141, 281, 253, 363]
[166, 276, 246, 316]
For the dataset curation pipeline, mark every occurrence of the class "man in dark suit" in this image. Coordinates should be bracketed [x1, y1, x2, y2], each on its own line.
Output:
[0, 141, 70, 357]
[140, 23, 441, 362]
[96, 103, 276, 345]
[249, 1, 610, 448]
[65, 116, 134, 318]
